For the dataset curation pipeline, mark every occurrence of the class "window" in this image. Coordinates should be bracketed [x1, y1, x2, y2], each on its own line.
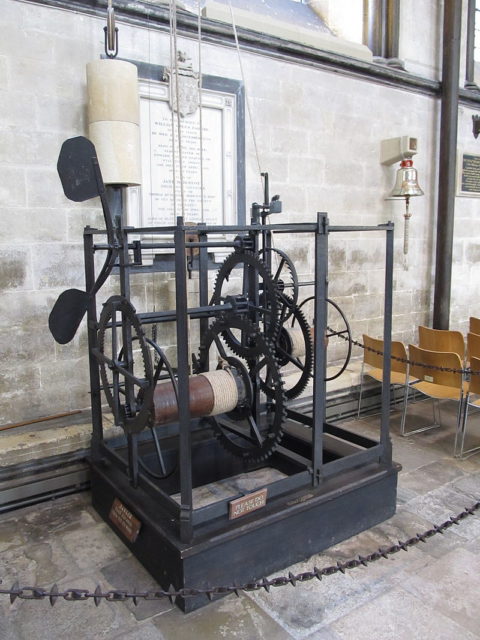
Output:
[466, 0, 480, 88]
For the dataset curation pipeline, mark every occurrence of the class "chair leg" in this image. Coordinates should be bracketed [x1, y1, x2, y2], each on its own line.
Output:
[433, 398, 441, 426]
[455, 395, 480, 458]
[400, 386, 442, 437]
[400, 382, 409, 436]
[454, 395, 467, 457]
[357, 362, 365, 418]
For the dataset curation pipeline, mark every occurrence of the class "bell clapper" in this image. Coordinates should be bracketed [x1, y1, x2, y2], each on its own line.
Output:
[403, 195, 411, 255]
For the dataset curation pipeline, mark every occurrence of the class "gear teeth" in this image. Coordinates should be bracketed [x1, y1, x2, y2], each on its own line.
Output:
[260, 294, 314, 401]
[95, 295, 154, 434]
[259, 247, 299, 321]
[210, 250, 282, 358]
[197, 316, 287, 463]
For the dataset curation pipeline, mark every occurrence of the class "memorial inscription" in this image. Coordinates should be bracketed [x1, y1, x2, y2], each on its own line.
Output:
[459, 153, 480, 196]
[141, 97, 224, 227]
[126, 79, 239, 230]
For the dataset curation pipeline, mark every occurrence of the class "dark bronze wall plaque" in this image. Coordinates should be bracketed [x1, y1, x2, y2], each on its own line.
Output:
[459, 153, 480, 196]
[229, 488, 268, 520]
[109, 498, 142, 543]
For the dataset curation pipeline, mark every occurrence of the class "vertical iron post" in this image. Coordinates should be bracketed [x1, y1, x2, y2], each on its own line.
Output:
[380, 223, 394, 463]
[113, 186, 139, 488]
[433, 1, 462, 329]
[85, 227, 103, 462]
[175, 217, 193, 543]
[312, 213, 328, 485]
[198, 223, 209, 341]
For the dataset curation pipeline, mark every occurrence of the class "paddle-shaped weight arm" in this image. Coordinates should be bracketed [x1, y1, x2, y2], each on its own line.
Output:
[49, 137, 117, 344]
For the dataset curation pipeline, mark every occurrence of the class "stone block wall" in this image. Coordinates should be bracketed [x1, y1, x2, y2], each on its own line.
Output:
[0, 0, 476, 428]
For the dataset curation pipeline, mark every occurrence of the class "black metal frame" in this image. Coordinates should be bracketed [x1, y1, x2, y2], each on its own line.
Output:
[84, 205, 394, 543]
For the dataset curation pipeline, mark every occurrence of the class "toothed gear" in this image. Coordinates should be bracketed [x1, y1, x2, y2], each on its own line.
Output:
[210, 250, 280, 357]
[197, 316, 287, 462]
[259, 247, 299, 322]
[96, 295, 154, 434]
[260, 295, 313, 400]
[296, 296, 353, 382]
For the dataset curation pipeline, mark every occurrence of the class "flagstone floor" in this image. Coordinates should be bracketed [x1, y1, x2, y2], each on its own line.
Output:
[1, 399, 480, 639]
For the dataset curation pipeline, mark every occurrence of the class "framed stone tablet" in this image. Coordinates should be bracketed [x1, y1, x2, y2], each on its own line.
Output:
[126, 61, 246, 233]
[457, 152, 480, 197]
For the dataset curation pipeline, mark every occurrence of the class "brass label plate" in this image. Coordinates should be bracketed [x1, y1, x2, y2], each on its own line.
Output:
[229, 488, 267, 520]
[109, 498, 142, 543]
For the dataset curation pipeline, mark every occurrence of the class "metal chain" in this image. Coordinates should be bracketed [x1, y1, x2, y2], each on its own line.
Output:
[3, 330, 478, 606]
[330, 329, 479, 376]
[1, 501, 478, 606]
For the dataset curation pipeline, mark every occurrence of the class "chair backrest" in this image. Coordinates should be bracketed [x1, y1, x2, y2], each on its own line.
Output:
[467, 332, 480, 361]
[418, 325, 465, 361]
[470, 356, 480, 395]
[362, 334, 407, 374]
[408, 344, 463, 389]
[470, 317, 480, 335]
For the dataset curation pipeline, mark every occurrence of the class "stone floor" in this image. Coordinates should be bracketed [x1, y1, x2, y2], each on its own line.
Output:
[1, 399, 480, 639]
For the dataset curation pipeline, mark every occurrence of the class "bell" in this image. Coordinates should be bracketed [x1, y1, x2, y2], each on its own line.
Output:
[389, 159, 424, 197]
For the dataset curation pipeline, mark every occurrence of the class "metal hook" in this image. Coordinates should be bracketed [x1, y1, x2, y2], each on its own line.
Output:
[104, 2, 119, 58]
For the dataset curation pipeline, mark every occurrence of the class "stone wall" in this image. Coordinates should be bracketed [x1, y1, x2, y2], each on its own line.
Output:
[0, 0, 477, 428]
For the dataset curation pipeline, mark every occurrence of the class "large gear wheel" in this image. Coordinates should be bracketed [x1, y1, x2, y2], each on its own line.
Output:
[210, 250, 280, 358]
[196, 316, 287, 462]
[260, 295, 313, 400]
[95, 295, 154, 434]
[259, 247, 299, 321]
[296, 296, 353, 382]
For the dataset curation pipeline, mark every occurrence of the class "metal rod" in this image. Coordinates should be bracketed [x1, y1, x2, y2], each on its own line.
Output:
[433, 1, 462, 329]
[380, 224, 394, 464]
[174, 217, 193, 543]
[198, 224, 209, 344]
[312, 213, 329, 485]
[84, 227, 103, 462]
[93, 241, 237, 251]
[93, 223, 392, 236]
[0, 410, 83, 432]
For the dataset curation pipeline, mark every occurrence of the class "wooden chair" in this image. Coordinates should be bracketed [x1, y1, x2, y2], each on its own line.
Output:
[357, 335, 415, 417]
[401, 345, 466, 443]
[467, 332, 480, 361]
[455, 355, 480, 458]
[418, 325, 465, 362]
[470, 317, 480, 335]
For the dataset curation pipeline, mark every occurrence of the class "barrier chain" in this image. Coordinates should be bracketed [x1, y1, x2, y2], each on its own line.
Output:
[336, 331, 479, 376]
[1, 500, 478, 606]
[1, 332, 478, 606]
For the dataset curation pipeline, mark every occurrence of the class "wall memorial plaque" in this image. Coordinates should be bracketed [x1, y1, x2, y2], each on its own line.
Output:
[458, 153, 480, 197]
[126, 63, 245, 232]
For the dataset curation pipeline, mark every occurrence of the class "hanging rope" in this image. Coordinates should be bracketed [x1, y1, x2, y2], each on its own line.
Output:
[197, 0, 205, 223]
[170, 0, 186, 220]
[169, 1, 178, 219]
[227, 0, 263, 193]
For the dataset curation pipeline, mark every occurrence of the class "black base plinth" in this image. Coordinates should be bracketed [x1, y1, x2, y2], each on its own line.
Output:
[90, 438, 398, 612]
